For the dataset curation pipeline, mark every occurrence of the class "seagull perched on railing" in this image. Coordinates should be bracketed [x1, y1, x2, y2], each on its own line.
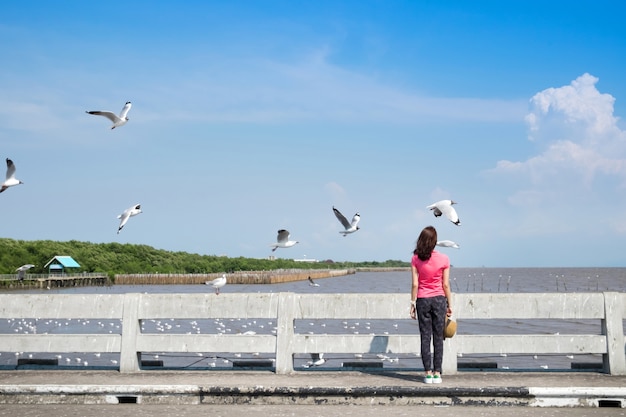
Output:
[270, 229, 299, 252]
[86, 101, 132, 129]
[427, 200, 461, 226]
[206, 274, 227, 295]
[117, 203, 142, 234]
[333, 206, 360, 236]
[1, 159, 24, 193]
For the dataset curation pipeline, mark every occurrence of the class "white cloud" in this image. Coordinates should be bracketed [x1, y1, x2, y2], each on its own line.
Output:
[492, 73, 626, 190]
[525, 73, 620, 140]
[483, 73, 626, 247]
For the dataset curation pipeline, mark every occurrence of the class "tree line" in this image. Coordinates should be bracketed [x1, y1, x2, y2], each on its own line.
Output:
[0, 238, 409, 276]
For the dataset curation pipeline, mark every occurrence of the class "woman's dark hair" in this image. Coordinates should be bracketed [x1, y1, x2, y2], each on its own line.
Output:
[413, 226, 437, 261]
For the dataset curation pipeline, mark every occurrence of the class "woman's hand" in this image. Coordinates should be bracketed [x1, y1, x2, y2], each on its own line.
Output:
[410, 304, 416, 320]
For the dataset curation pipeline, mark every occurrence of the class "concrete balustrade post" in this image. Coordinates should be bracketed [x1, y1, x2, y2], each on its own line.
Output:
[602, 292, 626, 375]
[120, 293, 141, 373]
[275, 292, 297, 374]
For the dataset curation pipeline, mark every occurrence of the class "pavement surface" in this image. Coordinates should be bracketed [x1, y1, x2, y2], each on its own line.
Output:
[0, 370, 625, 411]
[0, 403, 623, 417]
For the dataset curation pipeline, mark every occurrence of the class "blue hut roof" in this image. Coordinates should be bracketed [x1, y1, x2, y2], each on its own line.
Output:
[44, 256, 81, 268]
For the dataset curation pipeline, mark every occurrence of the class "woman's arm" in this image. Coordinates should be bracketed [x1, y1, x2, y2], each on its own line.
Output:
[410, 264, 418, 319]
[442, 267, 452, 317]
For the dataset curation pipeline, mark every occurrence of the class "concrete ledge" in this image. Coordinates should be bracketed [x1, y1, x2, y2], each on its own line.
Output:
[0, 371, 624, 408]
[0, 384, 531, 406]
[201, 385, 532, 406]
[1, 384, 624, 407]
[0, 385, 202, 405]
[529, 387, 626, 408]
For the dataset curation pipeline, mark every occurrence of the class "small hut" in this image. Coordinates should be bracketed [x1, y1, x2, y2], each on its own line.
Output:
[43, 256, 81, 275]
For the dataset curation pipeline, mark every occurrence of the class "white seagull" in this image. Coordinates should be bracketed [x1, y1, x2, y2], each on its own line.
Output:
[16, 264, 35, 272]
[16, 264, 35, 281]
[427, 200, 461, 226]
[333, 206, 360, 236]
[117, 204, 142, 234]
[86, 101, 132, 129]
[1, 159, 24, 193]
[303, 353, 325, 368]
[308, 276, 320, 287]
[206, 274, 227, 295]
[436, 240, 460, 249]
[311, 353, 325, 366]
[270, 229, 299, 252]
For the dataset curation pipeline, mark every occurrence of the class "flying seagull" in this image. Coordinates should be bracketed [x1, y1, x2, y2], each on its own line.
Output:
[436, 240, 460, 249]
[86, 101, 132, 129]
[16, 264, 35, 281]
[205, 274, 227, 295]
[270, 229, 299, 252]
[16, 264, 35, 272]
[1, 159, 24, 193]
[427, 200, 461, 226]
[333, 206, 360, 236]
[117, 203, 142, 234]
[308, 276, 320, 287]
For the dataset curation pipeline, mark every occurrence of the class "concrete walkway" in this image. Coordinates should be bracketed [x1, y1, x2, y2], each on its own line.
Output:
[0, 370, 625, 408]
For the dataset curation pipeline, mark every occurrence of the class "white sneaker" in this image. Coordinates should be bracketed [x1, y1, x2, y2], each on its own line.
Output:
[432, 374, 442, 384]
[424, 374, 433, 384]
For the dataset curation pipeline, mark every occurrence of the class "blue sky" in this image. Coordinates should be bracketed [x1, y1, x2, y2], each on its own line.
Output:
[1, 1, 626, 267]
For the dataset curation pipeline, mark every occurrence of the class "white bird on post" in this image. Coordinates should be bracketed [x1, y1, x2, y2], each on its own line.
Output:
[206, 274, 227, 295]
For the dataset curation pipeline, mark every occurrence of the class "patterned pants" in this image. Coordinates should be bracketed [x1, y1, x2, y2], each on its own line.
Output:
[416, 295, 447, 373]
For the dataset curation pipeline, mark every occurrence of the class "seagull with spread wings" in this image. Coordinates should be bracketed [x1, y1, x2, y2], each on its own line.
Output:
[15, 264, 35, 281]
[308, 276, 320, 287]
[86, 101, 132, 129]
[270, 229, 299, 252]
[333, 206, 360, 236]
[1, 159, 23, 193]
[436, 240, 460, 249]
[117, 204, 142, 234]
[427, 200, 461, 226]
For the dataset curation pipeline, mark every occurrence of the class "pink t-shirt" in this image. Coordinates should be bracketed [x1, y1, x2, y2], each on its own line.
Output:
[411, 250, 450, 298]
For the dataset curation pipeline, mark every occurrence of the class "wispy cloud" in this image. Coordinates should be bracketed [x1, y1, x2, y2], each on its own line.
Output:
[0, 47, 527, 136]
[158, 51, 527, 125]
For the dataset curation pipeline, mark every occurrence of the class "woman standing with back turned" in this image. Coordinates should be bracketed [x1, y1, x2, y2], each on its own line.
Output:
[410, 226, 452, 384]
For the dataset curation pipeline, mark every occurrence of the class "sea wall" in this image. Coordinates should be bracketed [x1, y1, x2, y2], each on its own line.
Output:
[114, 269, 355, 285]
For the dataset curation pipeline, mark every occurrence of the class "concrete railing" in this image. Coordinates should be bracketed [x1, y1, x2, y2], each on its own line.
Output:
[0, 292, 624, 375]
